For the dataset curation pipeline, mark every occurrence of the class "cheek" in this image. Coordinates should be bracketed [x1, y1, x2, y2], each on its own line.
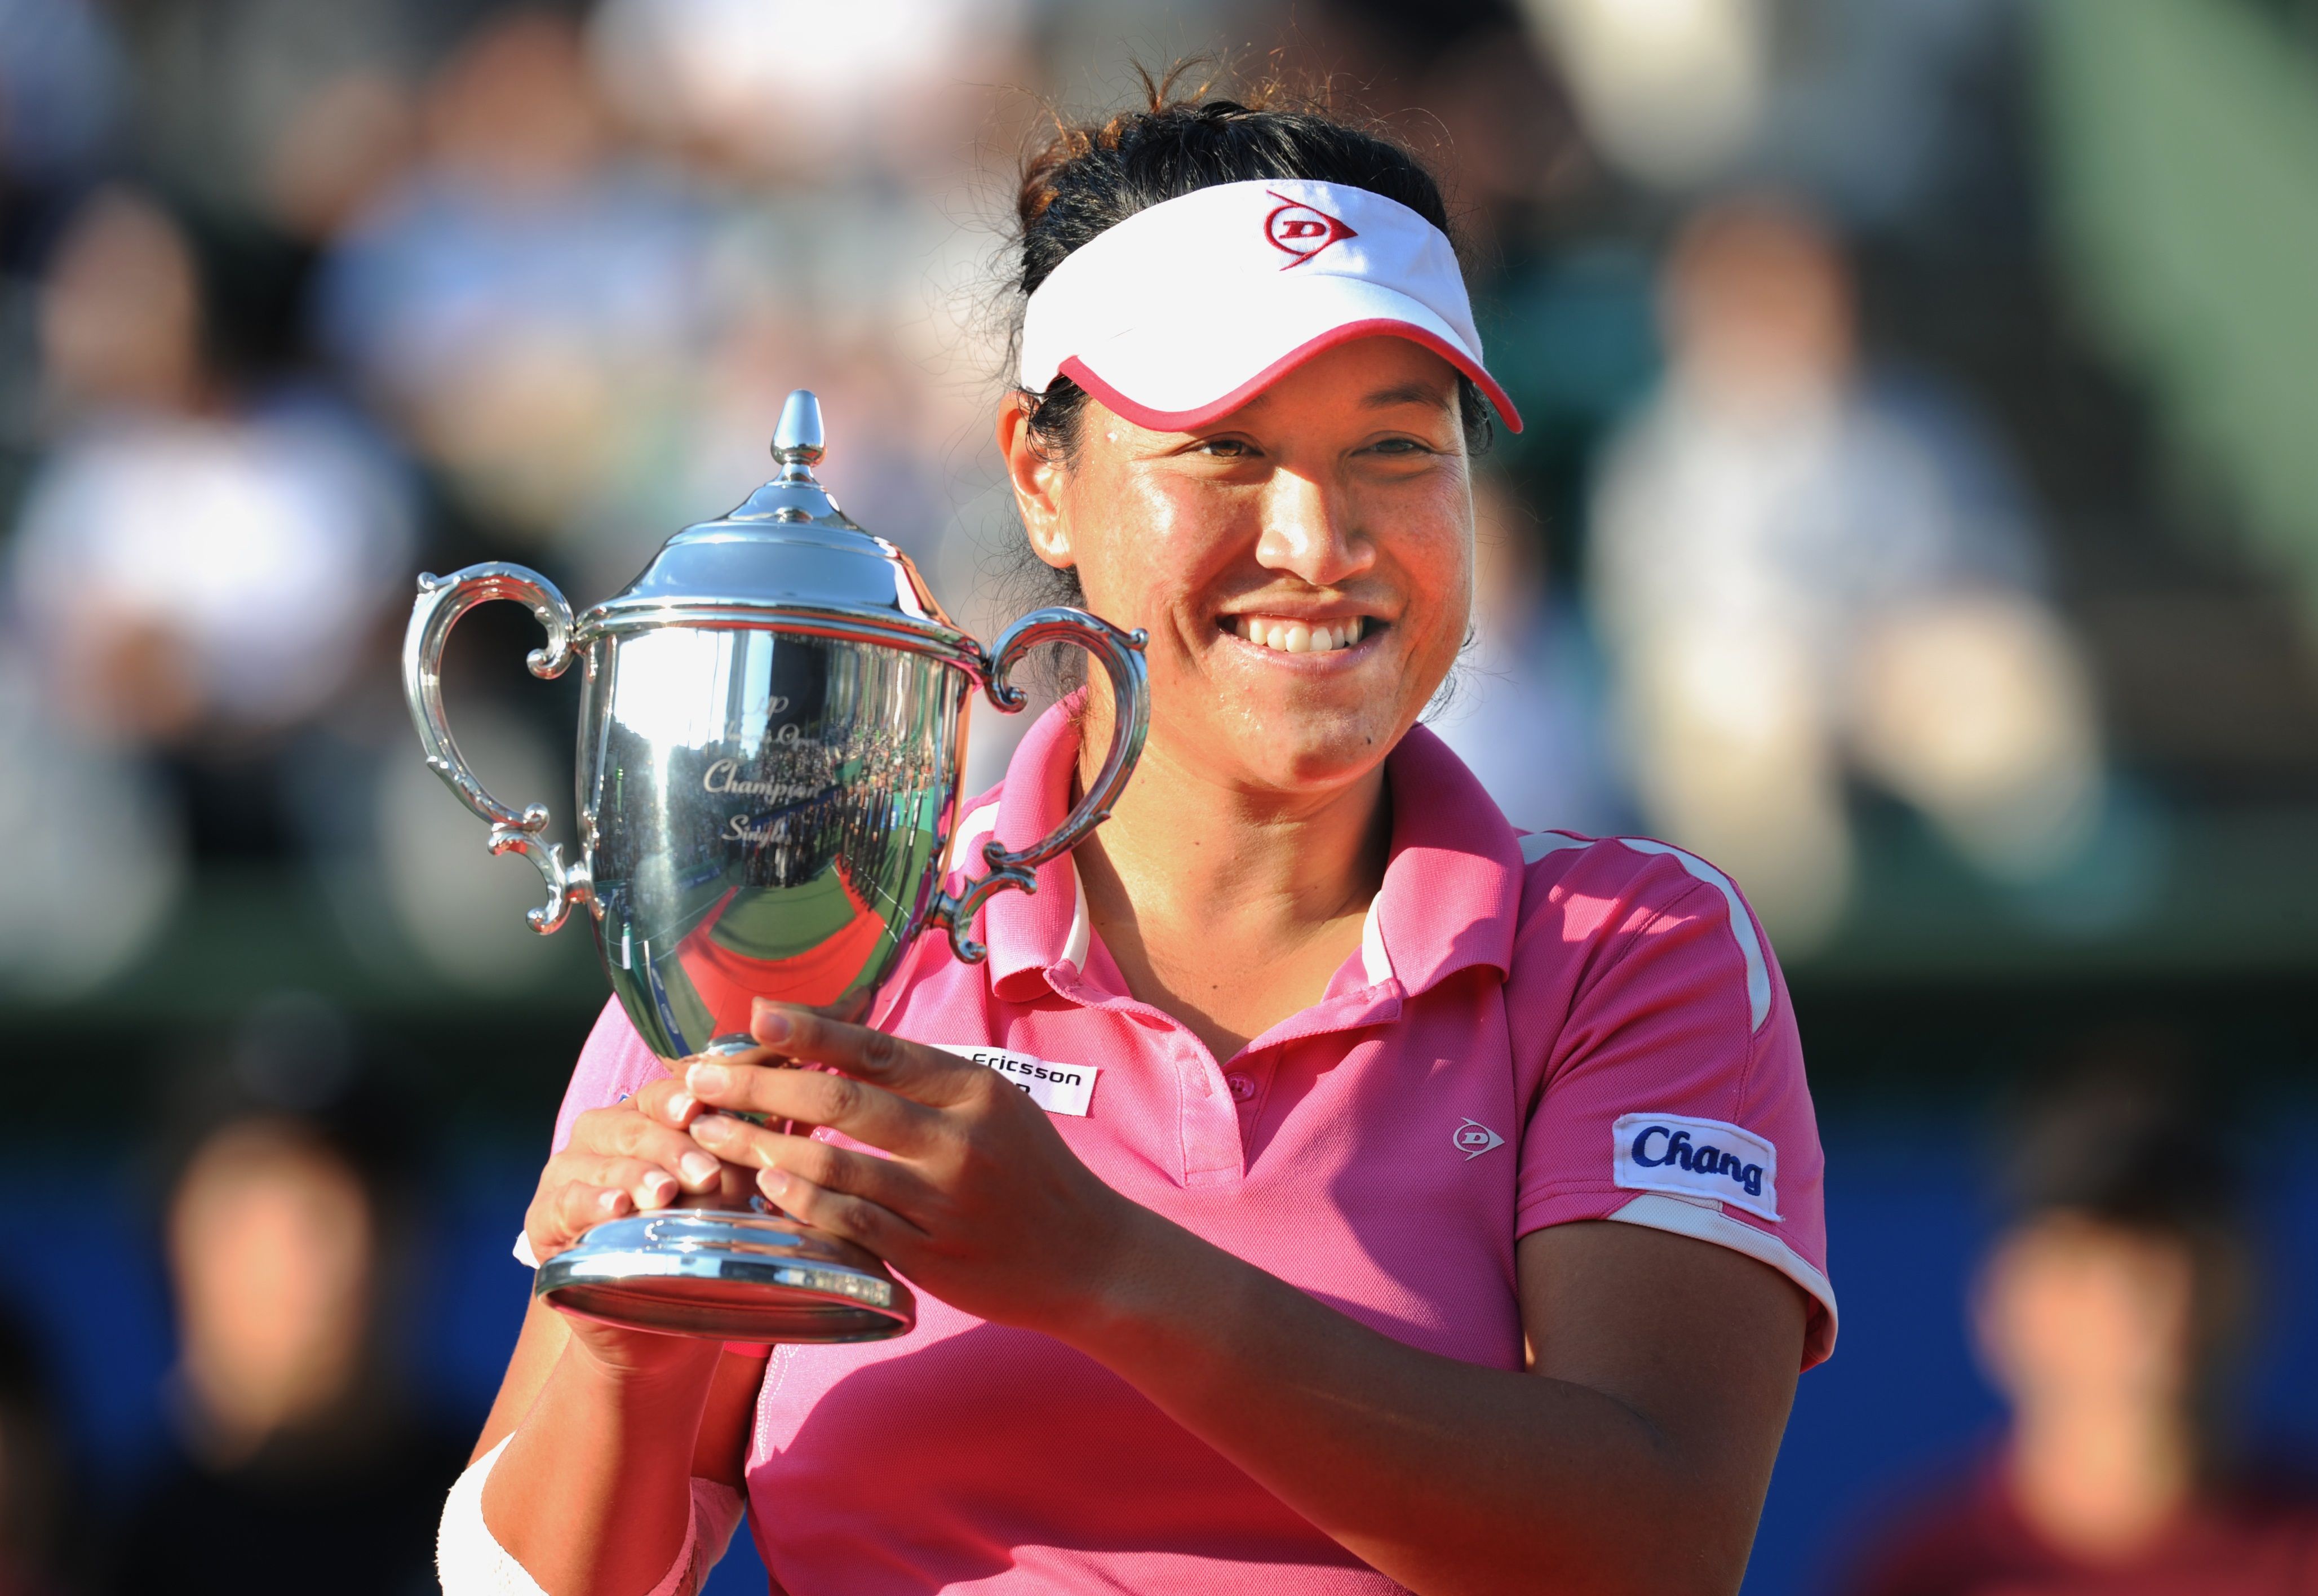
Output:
[1393, 517, 1475, 673]
[1063, 475, 1243, 633]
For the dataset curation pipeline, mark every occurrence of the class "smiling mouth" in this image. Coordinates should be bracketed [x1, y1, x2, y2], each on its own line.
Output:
[1224, 614, 1371, 655]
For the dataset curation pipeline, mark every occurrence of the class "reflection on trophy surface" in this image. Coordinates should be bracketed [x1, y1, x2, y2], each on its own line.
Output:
[402, 389, 1150, 1344]
[588, 624, 967, 1050]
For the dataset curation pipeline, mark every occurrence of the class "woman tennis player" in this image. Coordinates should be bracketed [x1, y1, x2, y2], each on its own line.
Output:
[440, 87, 1836, 1596]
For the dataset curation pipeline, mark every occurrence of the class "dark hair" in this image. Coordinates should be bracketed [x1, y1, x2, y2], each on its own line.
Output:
[2000, 1069, 2241, 1239]
[1996, 1066, 2255, 1437]
[1000, 72, 1493, 628]
[148, 992, 422, 1227]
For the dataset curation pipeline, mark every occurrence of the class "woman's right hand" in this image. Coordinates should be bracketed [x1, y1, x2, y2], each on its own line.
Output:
[520, 1076, 742, 1371]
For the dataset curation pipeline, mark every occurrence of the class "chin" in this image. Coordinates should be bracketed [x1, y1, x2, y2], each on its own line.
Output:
[1231, 710, 1403, 793]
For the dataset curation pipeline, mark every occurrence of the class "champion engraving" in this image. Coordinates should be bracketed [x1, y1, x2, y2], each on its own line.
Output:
[1611, 1112, 1781, 1222]
[701, 757, 816, 804]
[1453, 1118, 1506, 1160]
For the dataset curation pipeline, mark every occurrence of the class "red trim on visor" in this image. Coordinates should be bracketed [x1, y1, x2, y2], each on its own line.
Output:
[1057, 317, 1526, 435]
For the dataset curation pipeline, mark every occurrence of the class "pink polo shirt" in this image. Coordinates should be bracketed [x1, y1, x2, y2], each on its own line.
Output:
[546, 704, 1835, 1594]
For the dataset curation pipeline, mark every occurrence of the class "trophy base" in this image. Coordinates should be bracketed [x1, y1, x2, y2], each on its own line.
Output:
[535, 1209, 916, 1343]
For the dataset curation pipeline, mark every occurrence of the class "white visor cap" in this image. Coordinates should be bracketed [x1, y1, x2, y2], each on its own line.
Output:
[1018, 179, 1523, 433]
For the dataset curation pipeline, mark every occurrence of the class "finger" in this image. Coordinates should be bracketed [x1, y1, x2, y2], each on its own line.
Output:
[591, 1155, 682, 1210]
[633, 1075, 704, 1128]
[758, 1166, 921, 1259]
[682, 1058, 938, 1157]
[571, 1105, 724, 1194]
[687, 1118, 936, 1213]
[555, 1163, 657, 1210]
[542, 1154, 674, 1211]
[753, 1001, 982, 1106]
[540, 1182, 631, 1251]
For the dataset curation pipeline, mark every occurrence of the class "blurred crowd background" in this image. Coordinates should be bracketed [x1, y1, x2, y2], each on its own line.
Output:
[5, 0, 2318, 1591]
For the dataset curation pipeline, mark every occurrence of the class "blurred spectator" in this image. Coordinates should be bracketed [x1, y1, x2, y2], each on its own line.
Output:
[1430, 476, 1627, 837]
[3, 187, 413, 859]
[1518, 0, 1768, 190]
[1589, 195, 2100, 946]
[1, 181, 408, 991]
[0, 1300, 83, 1596]
[13, 187, 412, 742]
[317, 7, 708, 544]
[1836, 1070, 2318, 1595]
[0, 0, 121, 190]
[113, 996, 463, 1596]
[0, 642, 184, 998]
[588, 0, 1030, 183]
[105, 0, 419, 236]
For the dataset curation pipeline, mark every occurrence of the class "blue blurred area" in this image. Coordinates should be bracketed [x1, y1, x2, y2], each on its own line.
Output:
[10, 1118, 2316, 1594]
[1749, 1127, 2007, 1595]
[1757, 1120, 2318, 1594]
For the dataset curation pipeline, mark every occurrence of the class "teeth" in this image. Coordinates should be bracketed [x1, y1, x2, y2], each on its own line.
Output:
[1231, 617, 1366, 654]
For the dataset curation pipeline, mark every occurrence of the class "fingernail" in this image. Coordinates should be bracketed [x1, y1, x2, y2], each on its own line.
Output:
[754, 1005, 794, 1044]
[760, 1168, 790, 1199]
[599, 1190, 626, 1214]
[642, 1173, 677, 1207]
[680, 1151, 720, 1186]
[666, 1092, 697, 1120]
[692, 1112, 733, 1143]
[687, 1061, 730, 1094]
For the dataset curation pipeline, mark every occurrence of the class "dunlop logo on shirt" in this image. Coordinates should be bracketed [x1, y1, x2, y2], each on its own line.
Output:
[1611, 1112, 1781, 1222]
[936, 1045, 1099, 1117]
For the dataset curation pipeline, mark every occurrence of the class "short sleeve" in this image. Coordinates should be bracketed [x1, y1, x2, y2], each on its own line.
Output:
[1511, 843, 1836, 1368]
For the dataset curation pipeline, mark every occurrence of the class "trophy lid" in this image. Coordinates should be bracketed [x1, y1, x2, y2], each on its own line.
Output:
[579, 390, 968, 660]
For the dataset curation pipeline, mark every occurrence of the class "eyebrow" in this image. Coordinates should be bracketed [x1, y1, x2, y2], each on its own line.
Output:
[1360, 381, 1453, 410]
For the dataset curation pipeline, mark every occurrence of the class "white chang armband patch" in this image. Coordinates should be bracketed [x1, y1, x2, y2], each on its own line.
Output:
[1612, 1113, 1780, 1222]
[937, 1045, 1100, 1118]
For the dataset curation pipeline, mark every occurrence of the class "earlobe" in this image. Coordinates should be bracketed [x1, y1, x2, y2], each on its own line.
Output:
[996, 396, 1076, 572]
[1025, 517, 1074, 571]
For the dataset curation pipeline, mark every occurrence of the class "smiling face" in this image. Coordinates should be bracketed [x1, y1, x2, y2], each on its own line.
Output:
[1000, 336, 1475, 803]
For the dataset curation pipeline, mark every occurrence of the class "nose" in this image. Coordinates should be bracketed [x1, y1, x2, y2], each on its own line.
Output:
[1253, 471, 1374, 588]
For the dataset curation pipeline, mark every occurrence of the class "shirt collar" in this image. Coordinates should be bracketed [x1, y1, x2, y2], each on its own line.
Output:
[971, 707, 1523, 1001]
[978, 700, 1094, 1000]
[1362, 722, 1525, 993]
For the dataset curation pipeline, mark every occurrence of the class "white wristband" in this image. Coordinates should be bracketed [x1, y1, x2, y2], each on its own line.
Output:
[438, 1434, 746, 1596]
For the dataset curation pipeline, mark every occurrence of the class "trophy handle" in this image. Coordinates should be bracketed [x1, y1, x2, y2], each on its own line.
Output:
[402, 563, 593, 934]
[928, 607, 1151, 964]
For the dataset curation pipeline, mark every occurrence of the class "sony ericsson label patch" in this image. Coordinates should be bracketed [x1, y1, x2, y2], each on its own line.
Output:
[937, 1045, 1099, 1118]
[1612, 1112, 1780, 1222]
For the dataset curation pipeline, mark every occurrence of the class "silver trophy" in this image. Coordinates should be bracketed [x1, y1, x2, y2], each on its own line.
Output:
[402, 390, 1149, 1343]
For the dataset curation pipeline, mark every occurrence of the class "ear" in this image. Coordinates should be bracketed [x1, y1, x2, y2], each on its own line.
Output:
[995, 396, 1074, 571]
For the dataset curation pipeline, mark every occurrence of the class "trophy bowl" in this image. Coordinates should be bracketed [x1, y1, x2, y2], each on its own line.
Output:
[402, 390, 1149, 1342]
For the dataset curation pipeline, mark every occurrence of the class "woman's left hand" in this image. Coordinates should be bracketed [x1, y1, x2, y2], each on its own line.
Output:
[678, 999, 1146, 1335]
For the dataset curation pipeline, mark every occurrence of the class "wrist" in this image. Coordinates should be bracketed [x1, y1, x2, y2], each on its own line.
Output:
[560, 1323, 726, 1401]
[1044, 1196, 1207, 1358]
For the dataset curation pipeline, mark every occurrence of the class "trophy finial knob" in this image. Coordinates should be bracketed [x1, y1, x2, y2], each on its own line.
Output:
[774, 389, 825, 477]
